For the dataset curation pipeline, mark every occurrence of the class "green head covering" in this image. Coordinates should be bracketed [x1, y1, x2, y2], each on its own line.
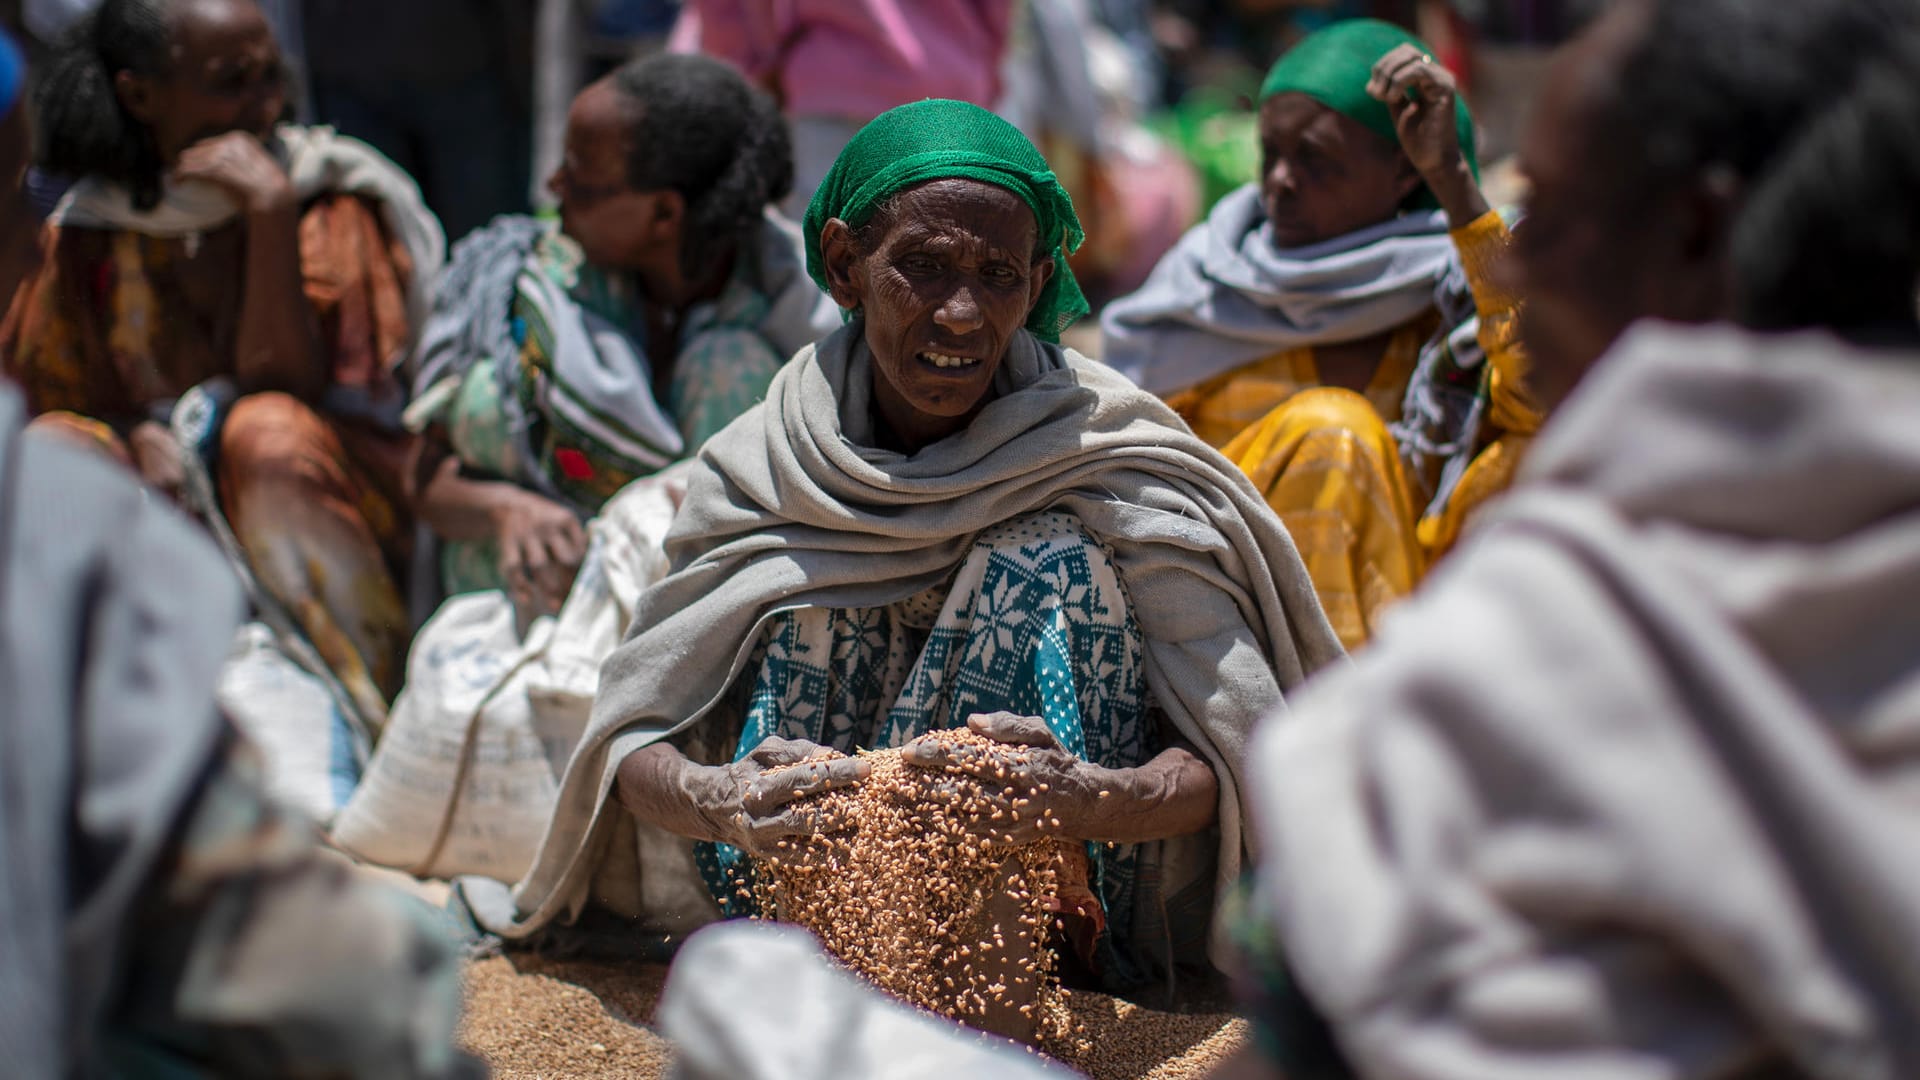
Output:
[1258, 19, 1478, 210]
[803, 99, 1088, 343]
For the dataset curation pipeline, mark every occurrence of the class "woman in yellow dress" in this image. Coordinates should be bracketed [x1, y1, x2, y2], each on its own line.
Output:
[1102, 20, 1539, 649]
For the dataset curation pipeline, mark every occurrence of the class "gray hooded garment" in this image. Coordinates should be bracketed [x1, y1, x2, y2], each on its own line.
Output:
[1250, 323, 1920, 1080]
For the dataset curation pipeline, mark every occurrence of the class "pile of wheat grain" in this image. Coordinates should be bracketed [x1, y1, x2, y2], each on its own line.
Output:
[743, 729, 1078, 1038]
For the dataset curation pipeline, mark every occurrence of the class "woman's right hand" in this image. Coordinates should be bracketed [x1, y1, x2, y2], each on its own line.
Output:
[490, 489, 588, 615]
[172, 131, 296, 216]
[691, 737, 870, 858]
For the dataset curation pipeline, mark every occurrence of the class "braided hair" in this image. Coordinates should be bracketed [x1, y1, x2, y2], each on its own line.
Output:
[1601, 0, 1920, 331]
[36, 0, 178, 210]
[608, 53, 793, 281]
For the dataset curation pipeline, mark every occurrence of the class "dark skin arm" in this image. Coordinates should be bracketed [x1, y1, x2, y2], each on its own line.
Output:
[173, 131, 326, 401]
[413, 436, 590, 616]
[614, 737, 871, 857]
[901, 712, 1220, 845]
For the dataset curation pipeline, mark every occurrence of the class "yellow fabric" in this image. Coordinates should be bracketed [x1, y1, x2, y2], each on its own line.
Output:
[1194, 211, 1542, 646]
[1416, 431, 1534, 559]
[1165, 320, 1429, 450]
[1223, 387, 1424, 652]
[1449, 210, 1544, 440]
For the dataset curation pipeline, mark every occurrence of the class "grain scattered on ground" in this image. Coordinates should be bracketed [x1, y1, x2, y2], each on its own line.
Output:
[459, 955, 673, 1079]
[1045, 989, 1248, 1080]
[460, 953, 1244, 1079]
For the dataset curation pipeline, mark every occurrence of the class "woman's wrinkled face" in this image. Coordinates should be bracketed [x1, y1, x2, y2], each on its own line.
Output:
[823, 179, 1053, 443]
[548, 78, 674, 270]
[1258, 93, 1418, 247]
[120, 0, 286, 164]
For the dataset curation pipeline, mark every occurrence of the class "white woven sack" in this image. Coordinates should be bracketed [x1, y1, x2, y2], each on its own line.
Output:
[217, 623, 361, 827]
[330, 592, 558, 881]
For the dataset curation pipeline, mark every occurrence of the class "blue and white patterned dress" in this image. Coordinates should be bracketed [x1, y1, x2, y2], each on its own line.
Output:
[695, 511, 1155, 979]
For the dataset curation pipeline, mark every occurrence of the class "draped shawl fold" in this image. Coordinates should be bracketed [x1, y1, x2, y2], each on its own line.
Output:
[0, 388, 243, 1076]
[468, 322, 1346, 945]
[1250, 323, 1920, 1078]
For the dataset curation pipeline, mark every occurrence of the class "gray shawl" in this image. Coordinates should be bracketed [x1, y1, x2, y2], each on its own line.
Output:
[1251, 323, 1920, 1079]
[0, 388, 243, 1077]
[1099, 183, 1458, 395]
[469, 322, 1346, 950]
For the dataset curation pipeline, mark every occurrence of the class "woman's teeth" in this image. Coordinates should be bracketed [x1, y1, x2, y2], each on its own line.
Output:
[920, 352, 979, 369]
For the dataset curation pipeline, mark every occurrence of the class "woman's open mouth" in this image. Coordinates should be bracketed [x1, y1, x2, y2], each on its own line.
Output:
[917, 350, 983, 372]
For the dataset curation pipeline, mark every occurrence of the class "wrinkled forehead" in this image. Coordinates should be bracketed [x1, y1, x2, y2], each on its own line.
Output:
[869, 178, 1040, 255]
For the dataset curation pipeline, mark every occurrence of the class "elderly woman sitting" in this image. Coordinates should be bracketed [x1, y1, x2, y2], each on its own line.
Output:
[407, 53, 838, 615]
[465, 100, 1344, 1039]
[1103, 20, 1540, 649]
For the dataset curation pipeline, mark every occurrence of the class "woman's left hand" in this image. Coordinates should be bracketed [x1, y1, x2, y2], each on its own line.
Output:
[901, 712, 1101, 844]
[1366, 43, 1490, 228]
[172, 131, 296, 216]
[1367, 43, 1467, 181]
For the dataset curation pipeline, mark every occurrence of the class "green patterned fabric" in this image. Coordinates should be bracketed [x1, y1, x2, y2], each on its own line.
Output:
[802, 99, 1089, 341]
[1258, 19, 1478, 209]
[696, 512, 1158, 986]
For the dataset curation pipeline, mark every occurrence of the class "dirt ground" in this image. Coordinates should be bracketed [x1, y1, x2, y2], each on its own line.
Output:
[459, 954, 1248, 1080]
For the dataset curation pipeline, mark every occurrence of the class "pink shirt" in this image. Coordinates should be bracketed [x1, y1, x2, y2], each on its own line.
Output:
[669, 0, 1015, 123]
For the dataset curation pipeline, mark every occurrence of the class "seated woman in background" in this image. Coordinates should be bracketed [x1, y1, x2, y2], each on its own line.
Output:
[461, 100, 1345, 1040]
[1102, 19, 1539, 649]
[1, 0, 444, 727]
[407, 52, 839, 616]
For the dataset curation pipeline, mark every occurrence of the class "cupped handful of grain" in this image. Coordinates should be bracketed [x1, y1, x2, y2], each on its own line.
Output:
[749, 728, 1081, 1042]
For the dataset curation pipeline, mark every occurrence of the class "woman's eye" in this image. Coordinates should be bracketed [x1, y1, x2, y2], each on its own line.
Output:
[898, 254, 940, 275]
[983, 266, 1020, 287]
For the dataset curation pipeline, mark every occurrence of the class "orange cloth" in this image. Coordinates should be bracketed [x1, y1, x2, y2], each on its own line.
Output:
[2, 194, 416, 722]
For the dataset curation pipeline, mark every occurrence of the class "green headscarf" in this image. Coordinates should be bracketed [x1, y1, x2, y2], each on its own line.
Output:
[1259, 19, 1478, 210]
[802, 99, 1089, 342]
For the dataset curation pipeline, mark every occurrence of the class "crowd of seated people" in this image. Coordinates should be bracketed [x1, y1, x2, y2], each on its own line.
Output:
[6, 0, 1920, 1076]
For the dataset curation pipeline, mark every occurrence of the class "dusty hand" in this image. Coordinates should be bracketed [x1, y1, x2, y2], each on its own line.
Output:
[901, 712, 1103, 844]
[492, 490, 587, 616]
[695, 737, 870, 858]
[1367, 43, 1469, 184]
[172, 132, 295, 215]
[127, 419, 186, 500]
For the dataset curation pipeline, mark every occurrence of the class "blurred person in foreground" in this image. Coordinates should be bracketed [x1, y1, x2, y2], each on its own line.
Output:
[1, 0, 445, 730]
[1102, 20, 1540, 651]
[0, 29, 471, 1079]
[1223, 0, 1920, 1077]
